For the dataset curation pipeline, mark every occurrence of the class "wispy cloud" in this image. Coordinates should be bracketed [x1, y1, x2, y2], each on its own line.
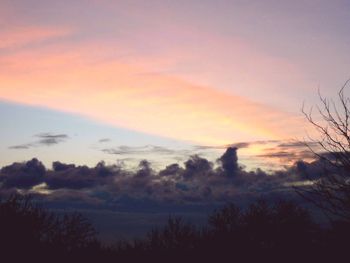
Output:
[256, 140, 318, 163]
[102, 145, 177, 155]
[194, 140, 280, 150]
[9, 133, 69, 150]
[98, 138, 111, 143]
[35, 133, 69, 146]
[8, 143, 33, 150]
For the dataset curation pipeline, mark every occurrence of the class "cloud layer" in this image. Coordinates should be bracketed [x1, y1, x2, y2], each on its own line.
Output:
[0, 147, 329, 212]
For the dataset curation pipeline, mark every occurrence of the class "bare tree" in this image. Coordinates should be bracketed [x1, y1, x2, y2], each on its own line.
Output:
[297, 79, 350, 221]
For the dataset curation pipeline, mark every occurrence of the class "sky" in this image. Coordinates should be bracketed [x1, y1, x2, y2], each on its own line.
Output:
[1, 0, 350, 169]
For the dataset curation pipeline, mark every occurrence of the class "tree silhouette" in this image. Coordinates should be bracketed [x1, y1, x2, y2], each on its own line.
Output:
[146, 217, 199, 251]
[207, 199, 317, 255]
[2, 194, 345, 262]
[0, 195, 99, 259]
[299, 80, 350, 221]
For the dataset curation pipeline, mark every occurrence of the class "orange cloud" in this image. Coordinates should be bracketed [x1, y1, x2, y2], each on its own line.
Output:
[0, 42, 304, 145]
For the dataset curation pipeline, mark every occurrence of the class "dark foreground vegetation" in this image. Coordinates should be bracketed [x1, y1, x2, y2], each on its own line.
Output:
[0, 195, 349, 263]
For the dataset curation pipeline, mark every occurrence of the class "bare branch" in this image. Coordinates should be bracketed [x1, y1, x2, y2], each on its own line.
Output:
[297, 79, 350, 221]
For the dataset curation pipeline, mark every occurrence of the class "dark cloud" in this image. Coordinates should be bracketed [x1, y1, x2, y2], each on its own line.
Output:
[159, 163, 183, 177]
[0, 147, 329, 213]
[194, 143, 248, 150]
[194, 140, 280, 150]
[259, 149, 315, 161]
[45, 161, 118, 190]
[102, 145, 176, 155]
[258, 151, 297, 159]
[52, 161, 76, 172]
[277, 141, 319, 149]
[8, 144, 33, 150]
[0, 158, 46, 189]
[257, 140, 318, 163]
[35, 133, 69, 146]
[229, 142, 251, 149]
[183, 155, 213, 179]
[98, 138, 111, 143]
[9, 133, 69, 149]
[218, 147, 240, 177]
[136, 160, 153, 177]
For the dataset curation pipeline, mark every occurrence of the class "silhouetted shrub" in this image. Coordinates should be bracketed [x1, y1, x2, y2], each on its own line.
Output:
[112, 199, 323, 262]
[146, 217, 199, 251]
[0, 195, 99, 260]
[1, 194, 350, 262]
[204, 199, 320, 260]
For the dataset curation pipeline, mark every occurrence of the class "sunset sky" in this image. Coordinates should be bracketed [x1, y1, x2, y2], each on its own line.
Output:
[1, 0, 350, 169]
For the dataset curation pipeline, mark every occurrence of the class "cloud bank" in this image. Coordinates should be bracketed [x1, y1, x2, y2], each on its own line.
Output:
[0, 147, 329, 212]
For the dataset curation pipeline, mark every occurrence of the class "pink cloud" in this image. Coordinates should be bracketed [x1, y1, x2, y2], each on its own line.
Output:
[0, 42, 304, 145]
